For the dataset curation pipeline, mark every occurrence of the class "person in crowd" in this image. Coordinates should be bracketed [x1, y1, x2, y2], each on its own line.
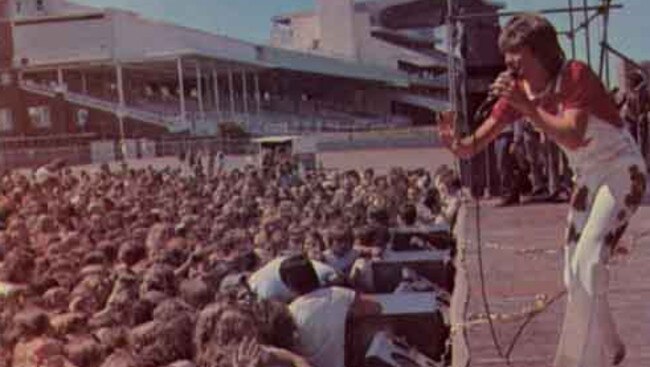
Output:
[494, 119, 528, 206]
[289, 286, 382, 367]
[621, 69, 649, 158]
[247, 253, 339, 303]
[433, 165, 462, 230]
[322, 224, 359, 276]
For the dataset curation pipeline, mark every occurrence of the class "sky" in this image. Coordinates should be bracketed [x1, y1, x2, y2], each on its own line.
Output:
[77, 0, 650, 83]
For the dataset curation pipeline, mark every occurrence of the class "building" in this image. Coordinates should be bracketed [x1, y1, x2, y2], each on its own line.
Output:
[271, 0, 505, 126]
[0, 0, 502, 150]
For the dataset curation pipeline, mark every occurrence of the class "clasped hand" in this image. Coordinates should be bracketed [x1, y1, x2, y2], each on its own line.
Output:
[491, 71, 535, 116]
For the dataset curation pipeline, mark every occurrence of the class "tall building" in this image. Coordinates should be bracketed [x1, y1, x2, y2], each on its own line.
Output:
[0, 0, 471, 144]
[271, 0, 504, 125]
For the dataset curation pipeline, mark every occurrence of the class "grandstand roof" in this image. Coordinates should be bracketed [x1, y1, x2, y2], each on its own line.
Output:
[11, 4, 434, 88]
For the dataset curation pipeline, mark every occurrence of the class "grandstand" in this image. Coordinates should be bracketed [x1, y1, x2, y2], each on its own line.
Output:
[0, 0, 502, 144]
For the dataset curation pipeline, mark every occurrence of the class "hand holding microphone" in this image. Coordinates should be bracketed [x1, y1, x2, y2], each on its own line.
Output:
[473, 69, 518, 123]
[489, 69, 519, 99]
[489, 68, 536, 116]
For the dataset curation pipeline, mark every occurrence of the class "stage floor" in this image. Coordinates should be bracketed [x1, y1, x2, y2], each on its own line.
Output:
[452, 198, 650, 367]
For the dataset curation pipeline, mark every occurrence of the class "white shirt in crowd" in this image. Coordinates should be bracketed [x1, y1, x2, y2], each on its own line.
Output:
[34, 166, 54, 184]
[289, 286, 356, 367]
[248, 256, 339, 303]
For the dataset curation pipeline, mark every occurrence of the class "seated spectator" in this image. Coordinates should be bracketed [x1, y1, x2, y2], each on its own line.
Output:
[397, 203, 418, 228]
[322, 225, 359, 276]
[433, 166, 462, 230]
[303, 229, 327, 261]
[366, 205, 390, 227]
[285, 224, 306, 255]
[348, 225, 386, 292]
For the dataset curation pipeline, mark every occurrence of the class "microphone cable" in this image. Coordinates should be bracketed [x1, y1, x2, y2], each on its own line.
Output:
[468, 117, 510, 365]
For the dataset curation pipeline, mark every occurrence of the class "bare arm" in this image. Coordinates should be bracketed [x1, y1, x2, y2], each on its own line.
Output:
[264, 346, 313, 367]
[495, 72, 589, 150]
[350, 293, 383, 317]
[527, 107, 589, 150]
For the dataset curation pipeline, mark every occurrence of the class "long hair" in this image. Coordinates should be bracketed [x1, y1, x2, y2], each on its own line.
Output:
[498, 13, 566, 78]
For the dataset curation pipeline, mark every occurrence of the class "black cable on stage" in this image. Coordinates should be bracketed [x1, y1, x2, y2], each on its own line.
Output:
[505, 289, 567, 359]
[469, 125, 510, 365]
[467, 103, 568, 365]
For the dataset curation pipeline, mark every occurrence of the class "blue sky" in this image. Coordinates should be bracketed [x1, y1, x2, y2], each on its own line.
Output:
[78, 0, 649, 82]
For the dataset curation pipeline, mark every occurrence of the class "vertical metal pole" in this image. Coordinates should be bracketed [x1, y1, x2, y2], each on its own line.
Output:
[254, 73, 261, 115]
[598, 0, 612, 86]
[177, 57, 187, 132]
[81, 71, 87, 94]
[605, 46, 611, 88]
[116, 65, 126, 110]
[242, 71, 248, 115]
[568, 0, 577, 59]
[116, 63, 127, 159]
[228, 68, 235, 117]
[196, 61, 205, 126]
[446, 0, 457, 117]
[582, 0, 591, 66]
[212, 68, 220, 117]
[57, 68, 64, 92]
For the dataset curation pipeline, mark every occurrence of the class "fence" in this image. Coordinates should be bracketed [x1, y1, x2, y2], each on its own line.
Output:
[0, 136, 259, 171]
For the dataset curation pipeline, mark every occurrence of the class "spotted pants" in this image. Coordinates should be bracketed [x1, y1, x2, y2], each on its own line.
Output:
[554, 159, 647, 367]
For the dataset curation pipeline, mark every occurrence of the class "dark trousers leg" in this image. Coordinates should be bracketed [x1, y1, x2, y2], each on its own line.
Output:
[495, 133, 517, 197]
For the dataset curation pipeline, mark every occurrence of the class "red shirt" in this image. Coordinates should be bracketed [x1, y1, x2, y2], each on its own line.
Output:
[490, 60, 622, 127]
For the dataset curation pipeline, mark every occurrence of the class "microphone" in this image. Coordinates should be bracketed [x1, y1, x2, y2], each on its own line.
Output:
[473, 68, 519, 123]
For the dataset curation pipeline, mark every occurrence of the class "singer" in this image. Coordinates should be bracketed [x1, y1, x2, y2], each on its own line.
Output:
[438, 13, 647, 367]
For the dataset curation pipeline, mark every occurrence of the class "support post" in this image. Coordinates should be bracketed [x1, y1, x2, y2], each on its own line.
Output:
[81, 71, 88, 94]
[213, 68, 221, 116]
[177, 57, 188, 132]
[242, 71, 248, 115]
[56, 68, 65, 93]
[568, 0, 577, 59]
[116, 63, 127, 159]
[254, 72, 261, 115]
[242, 70, 249, 130]
[228, 68, 235, 117]
[598, 0, 612, 82]
[582, 0, 591, 67]
[446, 0, 457, 118]
[196, 61, 205, 128]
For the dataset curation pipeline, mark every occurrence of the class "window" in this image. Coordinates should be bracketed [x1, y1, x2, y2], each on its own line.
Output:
[0, 72, 12, 87]
[0, 108, 13, 131]
[28, 105, 51, 128]
[76, 108, 88, 128]
[36, 0, 44, 12]
[15, 1, 22, 14]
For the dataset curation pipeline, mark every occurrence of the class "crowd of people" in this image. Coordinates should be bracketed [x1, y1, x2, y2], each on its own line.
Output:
[0, 152, 461, 367]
